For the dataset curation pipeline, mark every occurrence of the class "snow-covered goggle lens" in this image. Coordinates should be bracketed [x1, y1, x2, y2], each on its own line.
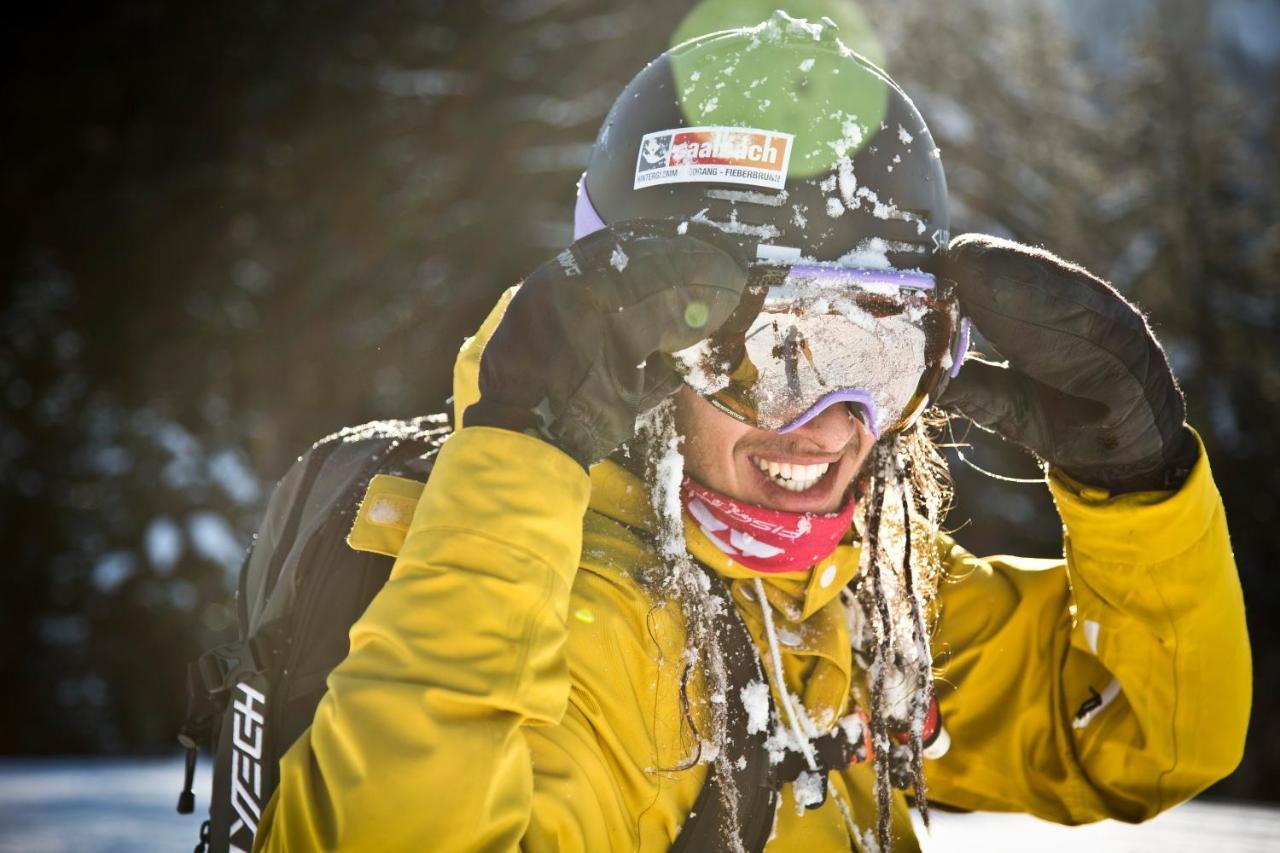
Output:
[671, 265, 963, 438]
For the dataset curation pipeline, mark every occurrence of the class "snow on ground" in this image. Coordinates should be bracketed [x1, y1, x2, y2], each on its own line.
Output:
[0, 756, 212, 852]
[1, 755, 1278, 851]
[915, 799, 1280, 852]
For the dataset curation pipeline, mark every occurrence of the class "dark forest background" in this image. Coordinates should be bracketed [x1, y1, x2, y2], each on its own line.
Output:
[3, 0, 1278, 801]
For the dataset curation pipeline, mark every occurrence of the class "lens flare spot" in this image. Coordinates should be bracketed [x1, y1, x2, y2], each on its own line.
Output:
[574, 608, 595, 624]
[685, 301, 710, 328]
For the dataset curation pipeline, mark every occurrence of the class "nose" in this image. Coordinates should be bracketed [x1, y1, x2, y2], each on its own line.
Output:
[785, 401, 862, 453]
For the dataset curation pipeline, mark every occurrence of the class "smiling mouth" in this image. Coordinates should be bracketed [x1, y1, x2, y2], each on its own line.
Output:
[751, 456, 833, 492]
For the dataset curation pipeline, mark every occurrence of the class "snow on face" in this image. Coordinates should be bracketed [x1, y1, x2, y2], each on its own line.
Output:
[668, 337, 732, 396]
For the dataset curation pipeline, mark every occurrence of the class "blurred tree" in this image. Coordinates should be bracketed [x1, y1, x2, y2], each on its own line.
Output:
[1113, 0, 1280, 797]
[0, 0, 686, 756]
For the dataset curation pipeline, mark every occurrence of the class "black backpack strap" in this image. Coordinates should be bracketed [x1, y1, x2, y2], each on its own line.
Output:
[670, 570, 779, 853]
[176, 639, 253, 815]
[177, 415, 450, 849]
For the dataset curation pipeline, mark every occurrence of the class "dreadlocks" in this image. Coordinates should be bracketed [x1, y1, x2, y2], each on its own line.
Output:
[633, 401, 751, 853]
[852, 413, 952, 849]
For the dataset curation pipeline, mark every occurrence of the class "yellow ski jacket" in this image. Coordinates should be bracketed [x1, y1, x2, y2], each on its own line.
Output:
[254, 292, 1250, 852]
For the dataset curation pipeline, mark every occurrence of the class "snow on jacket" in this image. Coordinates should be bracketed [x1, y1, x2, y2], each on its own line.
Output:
[253, 288, 1251, 852]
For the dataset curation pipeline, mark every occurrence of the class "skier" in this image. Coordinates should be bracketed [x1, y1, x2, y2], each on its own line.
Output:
[252, 14, 1249, 852]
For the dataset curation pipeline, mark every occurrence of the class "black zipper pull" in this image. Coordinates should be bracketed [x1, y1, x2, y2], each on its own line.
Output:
[176, 730, 199, 814]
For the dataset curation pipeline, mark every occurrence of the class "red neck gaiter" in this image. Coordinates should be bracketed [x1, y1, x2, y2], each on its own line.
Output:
[680, 477, 857, 574]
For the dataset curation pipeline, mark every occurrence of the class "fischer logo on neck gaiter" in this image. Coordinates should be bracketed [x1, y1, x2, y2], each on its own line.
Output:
[680, 477, 856, 574]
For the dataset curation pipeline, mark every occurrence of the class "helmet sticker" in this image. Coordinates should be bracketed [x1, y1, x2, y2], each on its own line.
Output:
[634, 126, 794, 191]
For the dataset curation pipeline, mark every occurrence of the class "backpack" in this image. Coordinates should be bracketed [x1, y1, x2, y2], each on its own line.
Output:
[176, 415, 778, 853]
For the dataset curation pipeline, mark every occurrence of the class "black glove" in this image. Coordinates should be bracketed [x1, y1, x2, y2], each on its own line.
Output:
[937, 234, 1199, 493]
[464, 220, 749, 469]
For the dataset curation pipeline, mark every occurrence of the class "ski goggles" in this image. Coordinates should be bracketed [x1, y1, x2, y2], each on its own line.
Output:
[670, 264, 968, 439]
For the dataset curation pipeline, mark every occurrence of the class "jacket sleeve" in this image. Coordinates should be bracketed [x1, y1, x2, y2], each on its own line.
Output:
[253, 426, 592, 850]
[924, 433, 1251, 823]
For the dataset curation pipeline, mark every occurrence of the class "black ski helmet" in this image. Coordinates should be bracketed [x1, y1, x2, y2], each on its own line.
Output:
[575, 12, 949, 269]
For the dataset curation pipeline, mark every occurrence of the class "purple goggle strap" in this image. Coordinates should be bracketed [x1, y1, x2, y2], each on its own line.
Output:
[574, 174, 606, 240]
[950, 317, 971, 378]
[782, 263, 936, 291]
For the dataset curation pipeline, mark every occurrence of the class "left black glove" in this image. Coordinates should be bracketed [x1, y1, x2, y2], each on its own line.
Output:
[464, 219, 749, 469]
[937, 234, 1198, 493]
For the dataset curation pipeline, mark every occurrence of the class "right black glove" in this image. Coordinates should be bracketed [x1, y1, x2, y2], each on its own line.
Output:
[464, 220, 749, 469]
[937, 234, 1198, 493]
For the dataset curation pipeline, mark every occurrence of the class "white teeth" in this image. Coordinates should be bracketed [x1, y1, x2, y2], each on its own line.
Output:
[752, 457, 831, 492]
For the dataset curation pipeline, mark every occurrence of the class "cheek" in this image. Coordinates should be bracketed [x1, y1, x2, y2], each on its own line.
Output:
[671, 389, 749, 492]
[846, 437, 877, 486]
[852, 436, 875, 468]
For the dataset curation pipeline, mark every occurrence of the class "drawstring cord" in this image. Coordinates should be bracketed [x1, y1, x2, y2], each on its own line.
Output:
[754, 577, 862, 839]
[754, 577, 819, 772]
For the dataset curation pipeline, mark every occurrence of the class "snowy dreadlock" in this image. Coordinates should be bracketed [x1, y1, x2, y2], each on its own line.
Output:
[848, 413, 952, 849]
[632, 400, 752, 853]
[629, 401, 953, 853]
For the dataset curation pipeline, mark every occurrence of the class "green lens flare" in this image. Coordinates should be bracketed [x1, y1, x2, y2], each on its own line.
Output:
[668, 2, 889, 178]
[671, 0, 883, 64]
[685, 301, 711, 329]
